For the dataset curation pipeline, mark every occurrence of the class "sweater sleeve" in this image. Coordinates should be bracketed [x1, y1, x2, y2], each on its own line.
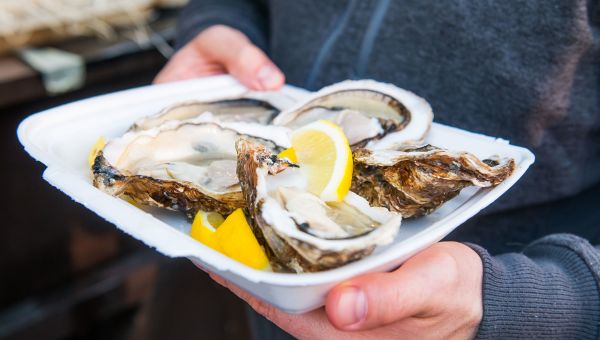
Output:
[175, 0, 269, 50]
[468, 234, 600, 339]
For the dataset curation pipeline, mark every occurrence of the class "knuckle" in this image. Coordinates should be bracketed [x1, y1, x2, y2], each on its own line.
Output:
[432, 250, 461, 288]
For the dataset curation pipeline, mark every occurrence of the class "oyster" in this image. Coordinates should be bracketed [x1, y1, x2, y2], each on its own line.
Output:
[272, 80, 433, 149]
[236, 139, 402, 273]
[131, 98, 281, 131]
[351, 146, 516, 218]
[93, 118, 290, 217]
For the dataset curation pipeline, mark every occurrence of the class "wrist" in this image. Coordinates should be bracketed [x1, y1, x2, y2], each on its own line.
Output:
[443, 242, 483, 339]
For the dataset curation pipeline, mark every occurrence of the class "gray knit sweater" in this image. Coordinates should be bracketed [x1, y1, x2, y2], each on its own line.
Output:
[176, 1, 600, 338]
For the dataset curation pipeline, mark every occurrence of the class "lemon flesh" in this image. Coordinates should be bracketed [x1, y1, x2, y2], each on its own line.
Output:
[291, 120, 353, 202]
[190, 211, 224, 252]
[88, 136, 106, 167]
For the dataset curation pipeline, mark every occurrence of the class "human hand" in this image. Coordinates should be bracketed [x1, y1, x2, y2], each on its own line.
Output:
[154, 25, 285, 90]
[209, 242, 483, 339]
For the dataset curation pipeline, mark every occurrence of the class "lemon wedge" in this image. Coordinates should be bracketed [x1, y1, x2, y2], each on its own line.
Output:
[291, 120, 353, 202]
[191, 210, 225, 252]
[277, 147, 298, 163]
[88, 136, 106, 167]
[191, 209, 270, 270]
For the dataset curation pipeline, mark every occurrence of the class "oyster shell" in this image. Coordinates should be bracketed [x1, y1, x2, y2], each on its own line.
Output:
[272, 80, 433, 149]
[236, 139, 402, 273]
[93, 118, 290, 217]
[130, 98, 281, 131]
[351, 146, 516, 218]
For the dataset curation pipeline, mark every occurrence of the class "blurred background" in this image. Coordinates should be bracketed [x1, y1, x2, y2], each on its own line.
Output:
[1, 1, 253, 339]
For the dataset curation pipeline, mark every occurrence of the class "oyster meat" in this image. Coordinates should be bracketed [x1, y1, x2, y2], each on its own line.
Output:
[273, 80, 433, 149]
[131, 98, 281, 131]
[236, 139, 402, 273]
[351, 146, 516, 218]
[93, 118, 290, 217]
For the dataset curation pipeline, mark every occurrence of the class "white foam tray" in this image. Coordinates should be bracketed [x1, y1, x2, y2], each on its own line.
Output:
[17, 75, 534, 313]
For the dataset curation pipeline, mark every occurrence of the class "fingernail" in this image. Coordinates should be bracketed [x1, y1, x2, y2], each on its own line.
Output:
[335, 286, 367, 327]
[256, 64, 282, 90]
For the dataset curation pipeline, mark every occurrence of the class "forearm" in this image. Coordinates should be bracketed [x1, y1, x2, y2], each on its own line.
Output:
[176, 0, 268, 50]
[469, 234, 600, 339]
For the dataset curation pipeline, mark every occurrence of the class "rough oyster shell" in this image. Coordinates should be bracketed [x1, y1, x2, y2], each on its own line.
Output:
[351, 145, 516, 218]
[93, 118, 289, 217]
[272, 80, 433, 149]
[130, 98, 281, 131]
[236, 139, 402, 273]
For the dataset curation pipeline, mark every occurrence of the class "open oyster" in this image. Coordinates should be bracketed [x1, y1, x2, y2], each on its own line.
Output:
[236, 139, 402, 273]
[351, 146, 516, 218]
[130, 98, 281, 131]
[272, 80, 433, 149]
[93, 118, 290, 217]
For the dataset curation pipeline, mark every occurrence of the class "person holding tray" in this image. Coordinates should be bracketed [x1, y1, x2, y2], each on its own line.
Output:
[156, 1, 600, 339]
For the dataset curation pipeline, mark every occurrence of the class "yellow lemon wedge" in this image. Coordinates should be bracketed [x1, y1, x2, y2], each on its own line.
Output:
[191, 209, 270, 270]
[216, 209, 270, 270]
[88, 136, 106, 167]
[277, 147, 298, 163]
[291, 120, 353, 202]
[190, 210, 225, 252]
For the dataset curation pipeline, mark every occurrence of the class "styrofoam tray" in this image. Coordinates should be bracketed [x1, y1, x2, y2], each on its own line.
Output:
[17, 75, 534, 313]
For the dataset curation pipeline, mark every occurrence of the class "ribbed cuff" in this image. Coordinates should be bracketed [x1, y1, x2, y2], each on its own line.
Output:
[467, 235, 600, 339]
[175, 1, 268, 50]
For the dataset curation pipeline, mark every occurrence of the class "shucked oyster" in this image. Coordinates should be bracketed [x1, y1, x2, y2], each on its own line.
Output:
[236, 139, 402, 273]
[351, 146, 516, 218]
[93, 117, 290, 217]
[130, 98, 281, 131]
[272, 80, 433, 149]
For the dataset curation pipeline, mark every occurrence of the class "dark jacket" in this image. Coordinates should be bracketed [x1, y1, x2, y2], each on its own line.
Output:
[176, 1, 600, 338]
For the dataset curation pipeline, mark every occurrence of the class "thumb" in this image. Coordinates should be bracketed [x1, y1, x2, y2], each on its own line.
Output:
[203, 29, 285, 91]
[325, 244, 466, 331]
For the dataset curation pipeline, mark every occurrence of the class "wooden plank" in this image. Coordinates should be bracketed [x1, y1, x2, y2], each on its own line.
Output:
[0, 11, 176, 110]
[0, 56, 35, 82]
[0, 56, 45, 108]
